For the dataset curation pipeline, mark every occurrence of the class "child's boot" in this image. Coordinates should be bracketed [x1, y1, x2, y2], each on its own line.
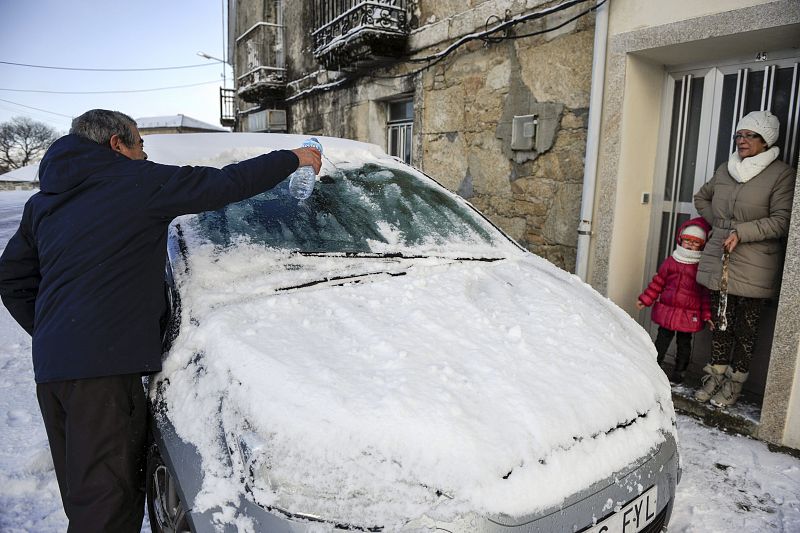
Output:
[710, 368, 749, 407]
[694, 364, 728, 402]
[669, 352, 691, 384]
[669, 368, 685, 384]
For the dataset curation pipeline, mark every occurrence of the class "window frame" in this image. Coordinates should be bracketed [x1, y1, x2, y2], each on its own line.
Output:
[387, 98, 414, 164]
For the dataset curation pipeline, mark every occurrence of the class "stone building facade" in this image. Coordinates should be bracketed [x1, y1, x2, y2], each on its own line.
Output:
[227, 0, 597, 271]
[225, 0, 800, 451]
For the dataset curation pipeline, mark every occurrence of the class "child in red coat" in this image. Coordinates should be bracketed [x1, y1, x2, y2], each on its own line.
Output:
[637, 217, 714, 384]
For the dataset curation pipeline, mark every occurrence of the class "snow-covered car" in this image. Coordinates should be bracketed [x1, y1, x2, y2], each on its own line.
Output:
[145, 133, 679, 533]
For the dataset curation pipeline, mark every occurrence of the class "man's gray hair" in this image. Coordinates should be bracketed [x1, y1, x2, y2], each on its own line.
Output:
[70, 109, 137, 147]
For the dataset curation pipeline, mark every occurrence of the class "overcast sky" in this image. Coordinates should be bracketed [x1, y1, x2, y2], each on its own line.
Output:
[0, 0, 231, 133]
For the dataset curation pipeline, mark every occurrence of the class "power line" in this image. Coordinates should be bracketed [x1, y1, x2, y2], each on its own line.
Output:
[0, 60, 218, 72]
[0, 97, 74, 118]
[505, 0, 604, 39]
[288, 0, 601, 101]
[0, 80, 222, 95]
[368, 0, 600, 80]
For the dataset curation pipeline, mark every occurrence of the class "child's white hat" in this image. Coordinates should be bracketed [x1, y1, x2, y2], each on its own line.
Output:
[681, 224, 707, 243]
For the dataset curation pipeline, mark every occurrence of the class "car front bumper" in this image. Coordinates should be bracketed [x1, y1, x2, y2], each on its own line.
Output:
[149, 404, 678, 533]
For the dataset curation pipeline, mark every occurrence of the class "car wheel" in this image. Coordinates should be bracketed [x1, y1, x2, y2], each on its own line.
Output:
[147, 443, 190, 533]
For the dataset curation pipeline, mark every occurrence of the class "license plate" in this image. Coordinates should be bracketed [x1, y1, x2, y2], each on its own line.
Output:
[586, 485, 658, 533]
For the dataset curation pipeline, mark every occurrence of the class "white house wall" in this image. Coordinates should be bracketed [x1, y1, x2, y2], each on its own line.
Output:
[607, 0, 778, 35]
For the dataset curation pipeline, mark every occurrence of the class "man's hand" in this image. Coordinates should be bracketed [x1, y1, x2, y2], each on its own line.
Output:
[723, 230, 739, 253]
[635, 300, 645, 310]
[291, 147, 322, 175]
[706, 319, 715, 331]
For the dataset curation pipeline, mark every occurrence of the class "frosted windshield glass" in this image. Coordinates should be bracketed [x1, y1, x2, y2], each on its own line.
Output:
[193, 163, 505, 255]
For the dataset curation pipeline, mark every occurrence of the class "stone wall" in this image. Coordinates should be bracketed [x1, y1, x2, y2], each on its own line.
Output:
[415, 23, 593, 271]
[234, 0, 596, 271]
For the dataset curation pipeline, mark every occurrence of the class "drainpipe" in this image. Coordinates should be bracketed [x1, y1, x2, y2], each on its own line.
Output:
[575, 0, 609, 282]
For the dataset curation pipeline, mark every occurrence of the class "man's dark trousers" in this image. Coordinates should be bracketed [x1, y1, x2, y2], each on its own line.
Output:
[36, 373, 147, 532]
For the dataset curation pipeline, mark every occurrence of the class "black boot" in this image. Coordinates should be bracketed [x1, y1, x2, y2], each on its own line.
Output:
[669, 332, 692, 385]
[669, 368, 685, 384]
[653, 327, 673, 370]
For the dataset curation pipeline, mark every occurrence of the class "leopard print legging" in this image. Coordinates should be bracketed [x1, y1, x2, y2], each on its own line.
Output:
[709, 291, 765, 373]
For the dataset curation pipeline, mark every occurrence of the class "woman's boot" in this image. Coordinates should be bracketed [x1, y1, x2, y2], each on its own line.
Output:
[710, 369, 749, 407]
[694, 364, 728, 402]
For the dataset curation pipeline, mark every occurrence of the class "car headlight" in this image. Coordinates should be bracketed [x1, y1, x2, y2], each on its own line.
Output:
[227, 427, 452, 529]
[228, 429, 330, 521]
[232, 431, 277, 493]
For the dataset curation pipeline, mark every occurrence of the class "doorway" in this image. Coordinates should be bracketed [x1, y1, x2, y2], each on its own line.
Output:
[645, 51, 800, 403]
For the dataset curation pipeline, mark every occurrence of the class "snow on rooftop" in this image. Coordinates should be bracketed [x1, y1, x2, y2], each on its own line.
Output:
[136, 114, 228, 132]
[1, 164, 39, 182]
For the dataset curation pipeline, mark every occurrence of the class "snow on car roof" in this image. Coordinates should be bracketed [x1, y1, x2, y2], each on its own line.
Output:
[143, 132, 390, 170]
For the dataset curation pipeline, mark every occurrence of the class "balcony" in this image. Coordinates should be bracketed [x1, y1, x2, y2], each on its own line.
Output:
[235, 21, 287, 103]
[219, 88, 236, 128]
[312, 0, 410, 70]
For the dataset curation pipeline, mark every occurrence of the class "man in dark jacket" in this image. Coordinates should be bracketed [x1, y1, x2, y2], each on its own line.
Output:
[0, 109, 320, 532]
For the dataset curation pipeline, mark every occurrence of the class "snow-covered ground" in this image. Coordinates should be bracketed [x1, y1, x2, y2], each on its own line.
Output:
[1, 188, 799, 532]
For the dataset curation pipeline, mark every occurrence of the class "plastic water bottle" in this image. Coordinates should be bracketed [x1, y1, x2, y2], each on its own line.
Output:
[288, 137, 323, 200]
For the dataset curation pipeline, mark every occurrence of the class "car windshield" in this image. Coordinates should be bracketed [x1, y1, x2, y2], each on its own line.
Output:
[192, 162, 510, 256]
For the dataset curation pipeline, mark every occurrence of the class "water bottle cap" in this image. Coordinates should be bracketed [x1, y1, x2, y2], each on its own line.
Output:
[302, 137, 322, 153]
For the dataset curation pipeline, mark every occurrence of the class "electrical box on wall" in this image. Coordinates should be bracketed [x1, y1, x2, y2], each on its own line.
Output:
[511, 115, 538, 151]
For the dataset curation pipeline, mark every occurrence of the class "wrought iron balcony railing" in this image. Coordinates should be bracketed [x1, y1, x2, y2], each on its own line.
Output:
[235, 21, 287, 103]
[311, 0, 410, 69]
[219, 88, 236, 128]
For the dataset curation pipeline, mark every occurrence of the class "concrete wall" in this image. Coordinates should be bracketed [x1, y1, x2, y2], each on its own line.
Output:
[607, 0, 777, 35]
[762, 176, 800, 449]
[604, 54, 665, 316]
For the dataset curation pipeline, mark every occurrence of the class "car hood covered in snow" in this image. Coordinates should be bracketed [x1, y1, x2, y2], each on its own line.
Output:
[156, 237, 676, 527]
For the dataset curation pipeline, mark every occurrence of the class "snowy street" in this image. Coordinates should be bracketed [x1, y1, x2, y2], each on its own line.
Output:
[1, 189, 799, 532]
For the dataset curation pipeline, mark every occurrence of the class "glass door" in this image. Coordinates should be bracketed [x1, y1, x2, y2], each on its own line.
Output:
[652, 71, 714, 271]
[709, 61, 800, 174]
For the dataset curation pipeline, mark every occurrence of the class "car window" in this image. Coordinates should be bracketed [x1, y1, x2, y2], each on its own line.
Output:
[192, 163, 509, 255]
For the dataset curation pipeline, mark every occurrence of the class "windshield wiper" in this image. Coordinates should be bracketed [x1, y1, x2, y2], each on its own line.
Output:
[276, 270, 408, 291]
[296, 251, 505, 262]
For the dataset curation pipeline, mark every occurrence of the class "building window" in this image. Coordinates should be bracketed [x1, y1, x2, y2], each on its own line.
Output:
[387, 99, 413, 164]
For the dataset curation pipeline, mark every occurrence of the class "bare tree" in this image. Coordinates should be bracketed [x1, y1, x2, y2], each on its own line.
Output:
[0, 116, 60, 172]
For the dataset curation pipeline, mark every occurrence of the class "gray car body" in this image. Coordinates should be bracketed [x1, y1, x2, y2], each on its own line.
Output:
[148, 396, 677, 532]
[146, 133, 678, 532]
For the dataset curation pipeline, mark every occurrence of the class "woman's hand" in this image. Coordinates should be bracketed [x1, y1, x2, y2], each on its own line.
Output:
[706, 319, 715, 331]
[723, 230, 739, 253]
[635, 300, 645, 310]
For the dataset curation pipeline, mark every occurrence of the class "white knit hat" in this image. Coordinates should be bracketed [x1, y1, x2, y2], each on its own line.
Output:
[736, 110, 780, 147]
[681, 224, 707, 243]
